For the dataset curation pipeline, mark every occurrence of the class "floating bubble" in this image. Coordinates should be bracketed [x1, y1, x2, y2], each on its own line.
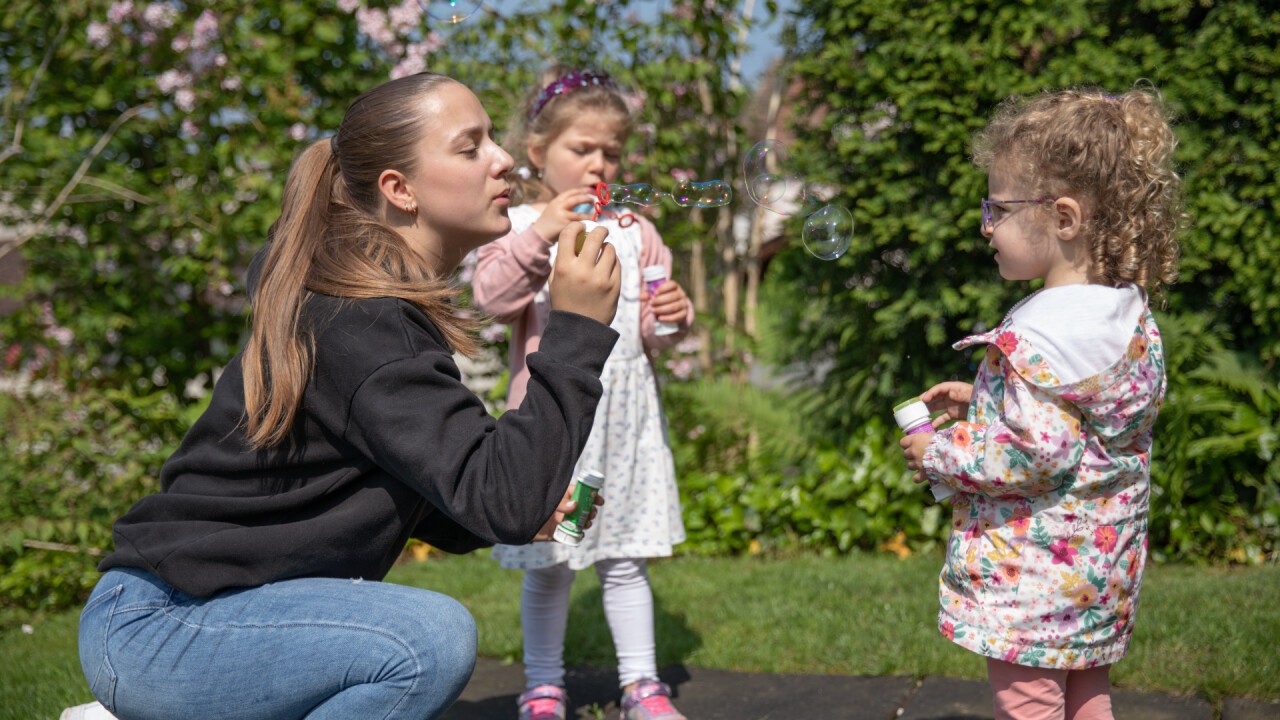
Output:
[607, 183, 669, 206]
[801, 204, 854, 261]
[670, 179, 733, 208]
[742, 140, 807, 215]
[419, 0, 480, 23]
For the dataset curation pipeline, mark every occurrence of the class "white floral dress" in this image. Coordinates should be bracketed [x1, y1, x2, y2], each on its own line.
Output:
[923, 285, 1166, 669]
[492, 207, 686, 571]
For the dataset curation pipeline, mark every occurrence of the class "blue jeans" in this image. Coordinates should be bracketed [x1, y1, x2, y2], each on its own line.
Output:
[78, 568, 477, 720]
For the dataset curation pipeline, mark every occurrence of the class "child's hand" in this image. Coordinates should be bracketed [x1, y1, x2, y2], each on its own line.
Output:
[920, 381, 974, 428]
[550, 222, 620, 325]
[643, 279, 690, 325]
[900, 431, 934, 483]
[533, 486, 606, 542]
[533, 188, 599, 243]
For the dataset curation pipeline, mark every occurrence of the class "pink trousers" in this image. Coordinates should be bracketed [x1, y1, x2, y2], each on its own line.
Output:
[987, 658, 1114, 720]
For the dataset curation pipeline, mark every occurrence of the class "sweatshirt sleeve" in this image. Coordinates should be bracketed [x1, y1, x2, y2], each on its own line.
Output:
[637, 218, 694, 351]
[922, 368, 1085, 498]
[345, 310, 619, 544]
[472, 225, 553, 323]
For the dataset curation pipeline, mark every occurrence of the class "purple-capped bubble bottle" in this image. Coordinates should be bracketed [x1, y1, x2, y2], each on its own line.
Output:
[642, 265, 679, 336]
[893, 396, 954, 501]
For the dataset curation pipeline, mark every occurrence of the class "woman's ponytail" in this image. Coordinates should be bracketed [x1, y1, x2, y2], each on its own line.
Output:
[242, 139, 337, 449]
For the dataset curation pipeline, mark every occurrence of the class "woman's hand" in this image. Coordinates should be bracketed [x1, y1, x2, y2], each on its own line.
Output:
[533, 486, 606, 542]
[643, 279, 690, 325]
[532, 188, 598, 244]
[550, 222, 620, 325]
[920, 381, 974, 428]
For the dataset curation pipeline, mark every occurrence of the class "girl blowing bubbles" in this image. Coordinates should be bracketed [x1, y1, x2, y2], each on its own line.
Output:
[901, 88, 1183, 720]
[471, 66, 694, 720]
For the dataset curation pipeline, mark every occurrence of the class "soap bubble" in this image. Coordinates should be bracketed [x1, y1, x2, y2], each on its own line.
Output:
[743, 140, 807, 215]
[420, 0, 480, 23]
[607, 183, 669, 206]
[670, 179, 733, 208]
[743, 138, 856, 261]
[801, 204, 854, 260]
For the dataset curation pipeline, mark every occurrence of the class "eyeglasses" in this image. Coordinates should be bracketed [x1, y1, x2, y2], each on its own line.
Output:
[981, 197, 1054, 229]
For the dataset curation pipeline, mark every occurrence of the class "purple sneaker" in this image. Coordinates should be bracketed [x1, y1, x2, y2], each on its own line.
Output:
[621, 679, 686, 720]
[517, 684, 569, 720]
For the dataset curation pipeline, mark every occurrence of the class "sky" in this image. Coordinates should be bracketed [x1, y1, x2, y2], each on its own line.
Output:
[478, 0, 795, 82]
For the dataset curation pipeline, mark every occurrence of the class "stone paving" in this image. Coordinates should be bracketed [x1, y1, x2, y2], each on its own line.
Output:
[442, 658, 1280, 720]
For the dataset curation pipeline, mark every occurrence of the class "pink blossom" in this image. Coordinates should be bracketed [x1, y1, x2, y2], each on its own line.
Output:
[356, 8, 396, 48]
[390, 42, 430, 79]
[180, 118, 200, 138]
[87, 22, 112, 49]
[142, 3, 178, 29]
[337, 0, 361, 12]
[107, 1, 135, 25]
[171, 35, 190, 52]
[288, 122, 307, 141]
[213, 53, 228, 67]
[388, 0, 422, 33]
[622, 91, 647, 114]
[480, 323, 507, 344]
[665, 357, 695, 380]
[192, 10, 219, 50]
[670, 168, 697, 182]
[221, 76, 242, 91]
[174, 88, 196, 112]
[421, 31, 444, 53]
[155, 69, 191, 94]
[673, 334, 701, 354]
[139, 30, 157, 46]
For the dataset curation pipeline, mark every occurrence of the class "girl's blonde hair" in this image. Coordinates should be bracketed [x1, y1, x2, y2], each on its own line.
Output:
[243, 72, 480, 449]
[505, 64, 632, 206]
[972, 86, 1184, 293]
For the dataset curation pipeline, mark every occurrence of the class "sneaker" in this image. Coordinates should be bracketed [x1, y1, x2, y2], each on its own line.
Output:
[517, 684, 570, 720]
[621, 679, 686, 720]
[59, 703, 118, 720]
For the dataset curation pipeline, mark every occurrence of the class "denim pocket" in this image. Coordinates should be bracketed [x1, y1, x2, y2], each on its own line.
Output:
[79, 583, 124, 713]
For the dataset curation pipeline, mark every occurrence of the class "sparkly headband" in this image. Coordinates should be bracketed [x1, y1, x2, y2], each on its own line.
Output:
[529, 70, 616, 120]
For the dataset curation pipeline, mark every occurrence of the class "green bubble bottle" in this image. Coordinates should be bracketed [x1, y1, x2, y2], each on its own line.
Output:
[553, 470, 604, 546]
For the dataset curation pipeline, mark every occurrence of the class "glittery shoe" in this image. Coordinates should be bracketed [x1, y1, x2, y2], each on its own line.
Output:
[621, 679, 686, 720]
[517, 684, 569, 720]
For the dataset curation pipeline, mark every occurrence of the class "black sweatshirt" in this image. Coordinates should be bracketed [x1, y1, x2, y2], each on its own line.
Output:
[99, 286, 618, 597]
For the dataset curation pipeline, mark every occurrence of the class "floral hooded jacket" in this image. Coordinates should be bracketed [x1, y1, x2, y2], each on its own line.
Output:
[922, 293, 1166, 669]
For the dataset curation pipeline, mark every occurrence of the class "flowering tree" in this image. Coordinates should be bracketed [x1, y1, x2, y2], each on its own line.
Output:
[2, 0, 773, 398]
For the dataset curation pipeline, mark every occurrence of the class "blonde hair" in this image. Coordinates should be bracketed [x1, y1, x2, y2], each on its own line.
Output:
[972, 85, 1184, 293]
[243, 72, 480, 449]
[505, 64, 632, 206]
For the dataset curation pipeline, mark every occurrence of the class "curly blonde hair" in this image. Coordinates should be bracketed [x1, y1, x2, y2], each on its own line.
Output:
[504, 64, 632, 206]
[972, 85, 1184, 294]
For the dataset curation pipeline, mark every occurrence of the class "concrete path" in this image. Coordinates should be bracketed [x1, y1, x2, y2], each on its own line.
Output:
[443, 658, 1280, 720]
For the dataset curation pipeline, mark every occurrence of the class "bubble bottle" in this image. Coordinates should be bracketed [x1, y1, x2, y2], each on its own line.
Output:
[641, 265, 679, 336]
[553, 470, 605, 546]
[893, 397, 954, 501]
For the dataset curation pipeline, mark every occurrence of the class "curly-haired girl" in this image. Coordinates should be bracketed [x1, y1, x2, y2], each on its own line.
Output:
[902, 86, 1184, 720]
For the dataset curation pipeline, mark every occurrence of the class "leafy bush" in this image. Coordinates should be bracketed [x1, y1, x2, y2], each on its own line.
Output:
[0, 378, 188, 623]
[1151, 313, 1280, 563]
[665, 378, 948, 557]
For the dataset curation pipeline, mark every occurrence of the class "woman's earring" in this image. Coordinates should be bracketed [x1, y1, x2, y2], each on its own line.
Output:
[405, 202, 417, 216]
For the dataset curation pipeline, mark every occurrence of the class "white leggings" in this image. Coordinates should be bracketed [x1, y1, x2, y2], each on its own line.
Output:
[521, 558, 656, 690]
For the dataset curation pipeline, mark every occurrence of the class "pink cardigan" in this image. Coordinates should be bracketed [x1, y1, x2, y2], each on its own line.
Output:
[473, 213, 694, 409]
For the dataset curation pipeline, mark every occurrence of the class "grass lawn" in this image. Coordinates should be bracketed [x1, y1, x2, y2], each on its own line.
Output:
[3, 551, 1276, 720]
